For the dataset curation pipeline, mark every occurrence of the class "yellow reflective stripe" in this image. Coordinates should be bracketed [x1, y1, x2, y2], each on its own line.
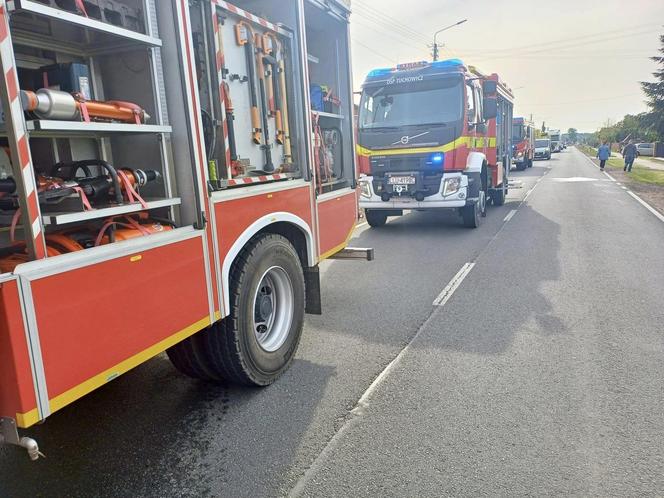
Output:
[357, 136, 496, 157]
[15, 312, 225, 428]
[16, 408, 40, 429]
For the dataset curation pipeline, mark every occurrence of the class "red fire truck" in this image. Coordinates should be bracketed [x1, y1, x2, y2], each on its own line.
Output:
[0, 0, 361, 459]
[357, 60, 514, 228]
[512, 117, 535, 171]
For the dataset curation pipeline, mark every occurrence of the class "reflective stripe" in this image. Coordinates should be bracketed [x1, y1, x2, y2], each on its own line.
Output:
[356, 136, 497, 157]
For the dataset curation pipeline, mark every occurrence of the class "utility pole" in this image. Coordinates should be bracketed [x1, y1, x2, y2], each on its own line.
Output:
[432, 19, 467, 61]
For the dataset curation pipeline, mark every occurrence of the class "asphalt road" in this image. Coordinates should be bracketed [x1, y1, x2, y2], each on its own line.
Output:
[3, 148, 663, 497]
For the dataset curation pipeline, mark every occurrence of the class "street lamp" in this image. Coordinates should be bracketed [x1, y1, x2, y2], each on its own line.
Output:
[432, 19, 467, 61]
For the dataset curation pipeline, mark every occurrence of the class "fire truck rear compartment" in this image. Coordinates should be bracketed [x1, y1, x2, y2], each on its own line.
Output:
[0, 0, 360, 461]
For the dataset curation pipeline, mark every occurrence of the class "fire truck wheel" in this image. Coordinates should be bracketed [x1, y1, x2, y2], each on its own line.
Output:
[516, 163, 527, 171]
[462, 199, 482, 228]
[167, 234, 305, 385]
[365, 210, 387, 227]
[214, 234, 305, 386]
[491, 183, 506, 206]
[527, 158, 533, 168]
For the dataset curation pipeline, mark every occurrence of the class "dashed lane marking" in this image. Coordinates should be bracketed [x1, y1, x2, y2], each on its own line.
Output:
[433, 262, 475, 307]
[504, 209, 518, 222]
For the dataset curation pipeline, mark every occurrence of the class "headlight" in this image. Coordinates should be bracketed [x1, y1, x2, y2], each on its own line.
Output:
[516, 151, 524, 158]
[443, 177, 461, 196]
[359, 179, 372, 199]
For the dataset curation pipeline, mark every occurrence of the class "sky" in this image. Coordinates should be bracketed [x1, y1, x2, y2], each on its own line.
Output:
[349, 0, 664, 133]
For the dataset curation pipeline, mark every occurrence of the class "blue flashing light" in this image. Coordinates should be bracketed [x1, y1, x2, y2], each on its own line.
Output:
[430, 152, 444, 165]
[430, 58, 464, 69]
[367, 67, 393, 78]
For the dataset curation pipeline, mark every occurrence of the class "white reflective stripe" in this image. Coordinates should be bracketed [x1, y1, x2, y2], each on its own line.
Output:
[31, 217, 41, 237]
[18, 278, 50, 420]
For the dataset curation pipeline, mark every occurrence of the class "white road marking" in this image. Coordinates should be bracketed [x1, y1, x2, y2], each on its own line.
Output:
[577, 149, 664, 224]
[626, 190, 664, 223]
[504, 209, 518, 222]
[291, 167, 547, 497]
[433, 262, 475, 306]
[603, 170, 616, 182]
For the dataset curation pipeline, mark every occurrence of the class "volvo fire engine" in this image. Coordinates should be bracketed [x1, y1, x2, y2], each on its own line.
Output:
[356, 59, 514, 228]
[512, 117, 535, 171]
[0, 0, 362, 459]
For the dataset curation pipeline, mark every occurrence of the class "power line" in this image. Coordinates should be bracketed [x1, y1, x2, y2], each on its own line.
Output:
[351, 6, 430, 45]
[351, 18, 429, 54]
[352, 38, 399, 64]
[520, 93, 642, 107]
[352, 0, 430, 44]
[452, 22, 662, 56]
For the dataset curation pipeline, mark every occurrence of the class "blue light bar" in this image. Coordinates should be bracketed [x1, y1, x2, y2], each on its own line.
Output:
[367, 68, 393, 78]
[430, 58, 464, 69]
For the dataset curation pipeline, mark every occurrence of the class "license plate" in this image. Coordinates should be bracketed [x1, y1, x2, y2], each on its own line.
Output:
[388, 176, 416, 185]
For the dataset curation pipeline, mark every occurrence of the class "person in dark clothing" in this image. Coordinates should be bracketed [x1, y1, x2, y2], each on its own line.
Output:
[622, 140, 637, 172]
[597, 141, 610, 171]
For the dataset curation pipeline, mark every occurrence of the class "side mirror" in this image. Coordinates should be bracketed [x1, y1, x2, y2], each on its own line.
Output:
[482, 97, 497, 120]
[482, 80, 497, 95]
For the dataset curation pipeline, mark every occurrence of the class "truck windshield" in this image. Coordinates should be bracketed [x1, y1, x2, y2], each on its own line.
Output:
[512, 124, 524, 141]
[535, 140, 550, 147]
[359, 76, 463, 130]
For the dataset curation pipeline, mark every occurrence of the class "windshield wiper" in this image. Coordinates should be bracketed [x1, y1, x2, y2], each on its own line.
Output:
[411, 122, 448, 127]
[361, 126, 400, 131]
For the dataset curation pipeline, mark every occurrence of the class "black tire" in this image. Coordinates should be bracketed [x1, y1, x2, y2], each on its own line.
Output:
[462, 200, 481, 228]
[365, 209, 387, 227]
[546, 153, 551, 160]
[491, 182, 506, 206]
[527, 158, 533, 168]
[168, 234, 305, 386]
[516, 163, 527, 171]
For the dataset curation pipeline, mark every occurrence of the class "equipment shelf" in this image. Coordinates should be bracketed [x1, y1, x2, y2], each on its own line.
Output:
[9, 0, 162, 51]
[312, 111, 344, 120]
[0, 121, 172, 138]
[41, 197, 181, 226]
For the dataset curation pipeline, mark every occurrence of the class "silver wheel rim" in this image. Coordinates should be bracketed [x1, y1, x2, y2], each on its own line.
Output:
[479, 190, 486, 214]
[253, 266, 294, 352]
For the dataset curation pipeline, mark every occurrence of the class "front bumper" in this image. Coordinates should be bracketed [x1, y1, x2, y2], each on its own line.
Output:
[358, 173, 469, 210]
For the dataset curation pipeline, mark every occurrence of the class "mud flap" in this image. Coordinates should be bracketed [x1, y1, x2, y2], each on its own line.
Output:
[304, 266, 322, 315]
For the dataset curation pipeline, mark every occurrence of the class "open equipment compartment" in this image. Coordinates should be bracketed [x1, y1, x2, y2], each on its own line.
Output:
[0, 0, 213, 434]
[0, 0, 192, 270]
[304, 0, 353, 194]
[186, 0, 308, 189]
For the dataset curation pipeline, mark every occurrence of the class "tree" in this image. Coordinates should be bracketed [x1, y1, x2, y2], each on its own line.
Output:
[640, 34, 664, 140]
[567, 128, 578, 143]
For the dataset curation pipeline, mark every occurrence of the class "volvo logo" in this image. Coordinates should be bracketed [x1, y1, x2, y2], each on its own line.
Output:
[392, 131, 430, 146]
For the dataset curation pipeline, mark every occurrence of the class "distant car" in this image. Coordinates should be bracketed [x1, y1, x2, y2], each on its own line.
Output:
[534, 139, 552, 160]
[636, 143, 655, 157]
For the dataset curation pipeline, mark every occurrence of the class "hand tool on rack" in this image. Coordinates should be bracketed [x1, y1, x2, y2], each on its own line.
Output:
[21, 89, 150, 124]
[261, 34, 283, 146]
[222, 82, 241, 176]
[264, 33, 293, 164]
[235, 22, 262, 145]
[253, 33, 275, 174]
[0, 161, 159, 211]
[215, 16, 240, 179]
[53, 160, 160, 206]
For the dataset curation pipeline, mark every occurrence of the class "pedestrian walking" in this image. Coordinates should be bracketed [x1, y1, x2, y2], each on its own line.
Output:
[622, 140, 637, 172]
[597, 141, 610, 171]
